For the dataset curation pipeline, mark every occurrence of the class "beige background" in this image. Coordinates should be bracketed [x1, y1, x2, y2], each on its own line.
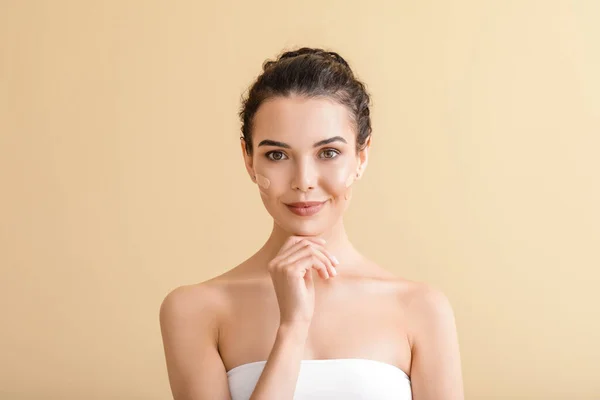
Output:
[1, 1, 599, 399]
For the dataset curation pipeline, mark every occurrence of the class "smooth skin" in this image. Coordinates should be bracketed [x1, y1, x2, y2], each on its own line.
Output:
[159, 95, 464, 399]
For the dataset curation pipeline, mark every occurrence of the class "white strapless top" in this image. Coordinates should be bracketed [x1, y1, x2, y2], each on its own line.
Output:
[227, 358, 412, 400]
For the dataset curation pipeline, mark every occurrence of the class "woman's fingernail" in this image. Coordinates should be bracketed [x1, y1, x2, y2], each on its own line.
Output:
[331, 268, 337, 276]
[332, 256, 339, 265]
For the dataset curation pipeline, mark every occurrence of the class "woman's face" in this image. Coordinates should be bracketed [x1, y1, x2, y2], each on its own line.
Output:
[242, 95, 369, 236]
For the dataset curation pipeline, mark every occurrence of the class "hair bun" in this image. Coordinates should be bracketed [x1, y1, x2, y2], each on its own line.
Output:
[322, 51, 350, 69]
[264, 47, 350, 70]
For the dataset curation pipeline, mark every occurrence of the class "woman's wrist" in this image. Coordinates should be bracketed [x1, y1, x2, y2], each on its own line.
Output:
[277, 321, 311, 341]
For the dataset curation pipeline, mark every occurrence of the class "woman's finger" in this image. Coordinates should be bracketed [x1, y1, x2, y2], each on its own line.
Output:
[294, 253, 330, 280]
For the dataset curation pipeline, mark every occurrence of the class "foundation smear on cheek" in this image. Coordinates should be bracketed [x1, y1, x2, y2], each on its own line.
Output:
[344, 174, 355, 188]
[344, 173, 355, 200]
[255, 173, 271, 190]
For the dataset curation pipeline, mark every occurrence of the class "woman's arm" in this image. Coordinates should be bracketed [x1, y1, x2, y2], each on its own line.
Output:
[408, 285, 465, 400]
[159, 285, 232, 400]
[249, 322, 310, 400]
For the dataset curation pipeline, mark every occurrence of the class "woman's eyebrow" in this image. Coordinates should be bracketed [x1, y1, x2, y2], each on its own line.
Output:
[257, 136, 347, 149]
[313, 136, 347, 147]
[257, 139, 291, 148]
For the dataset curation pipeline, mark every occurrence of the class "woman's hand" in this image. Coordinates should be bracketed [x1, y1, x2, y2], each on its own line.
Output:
[268, 236, 339, 326]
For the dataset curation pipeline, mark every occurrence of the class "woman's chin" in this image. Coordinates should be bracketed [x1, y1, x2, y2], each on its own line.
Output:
[275, 219, 327, 237]
[288, 224, 324, 237]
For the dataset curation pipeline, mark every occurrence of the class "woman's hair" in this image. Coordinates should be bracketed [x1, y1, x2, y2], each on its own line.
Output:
[239, 47, 372, 156]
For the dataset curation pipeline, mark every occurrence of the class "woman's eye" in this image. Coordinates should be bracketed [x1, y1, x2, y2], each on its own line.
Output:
[266, 151, 287, 161]
[320, 149, 340, 159]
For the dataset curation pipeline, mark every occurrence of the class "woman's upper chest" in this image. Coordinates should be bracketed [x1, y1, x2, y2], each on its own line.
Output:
[217, 277, 413, 374]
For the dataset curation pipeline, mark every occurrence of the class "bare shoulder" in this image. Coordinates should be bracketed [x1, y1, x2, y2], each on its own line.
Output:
[158, 269, 252, 336]
[358, 266, 459, 369]
[158, 279, 233, 399]
[160, 281, 222, 324]
[399, 281, 456, 334]
[160, 283, 216, 319]
[398, 280, 464, 399]
[400, 280, 454, 313]
[379, 276, 455, 345]
[360, 262, 456, 332]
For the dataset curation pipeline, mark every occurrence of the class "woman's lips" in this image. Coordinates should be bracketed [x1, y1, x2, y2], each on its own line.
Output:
[285, 201, 327, 217]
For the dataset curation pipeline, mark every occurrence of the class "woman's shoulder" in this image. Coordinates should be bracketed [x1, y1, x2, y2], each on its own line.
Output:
[159, 281, 224, 324]
[385, 274, 453, 315]
[159, 262, 269, 317]
[392, 278, 457, 349]
[359, 263, 454, 317]
[390, 276, 447, 304]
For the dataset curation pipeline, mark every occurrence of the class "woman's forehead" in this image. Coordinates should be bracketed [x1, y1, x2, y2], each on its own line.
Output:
[252, 96, 355, 145]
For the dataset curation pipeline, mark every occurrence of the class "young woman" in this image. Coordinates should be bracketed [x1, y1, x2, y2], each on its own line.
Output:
[160, 47, 464, 400]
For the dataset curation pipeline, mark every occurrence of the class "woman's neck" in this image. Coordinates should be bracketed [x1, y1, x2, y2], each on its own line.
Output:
[256, 219, 364, 270]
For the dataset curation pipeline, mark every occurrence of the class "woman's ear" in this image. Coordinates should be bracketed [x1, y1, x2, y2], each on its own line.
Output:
[240, 137, 256, 183]
[356, 135, 371, 179]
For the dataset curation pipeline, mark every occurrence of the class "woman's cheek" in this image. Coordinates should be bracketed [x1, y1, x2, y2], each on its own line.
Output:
[321, 167, 356, 200]
[255, 173, 271, 190]
[253, 168, 286, 206]
[345, 173, 355, 188]
[343, 172, 355, 200]
[252, 165, 274, 196]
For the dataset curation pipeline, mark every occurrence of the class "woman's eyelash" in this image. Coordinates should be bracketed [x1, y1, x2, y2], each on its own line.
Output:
[319, 148, 341, 159]
[265, 151, 288, 161]
[264, 148, 341, 161]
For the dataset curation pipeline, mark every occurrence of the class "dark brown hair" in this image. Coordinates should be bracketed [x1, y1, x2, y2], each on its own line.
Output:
[239, 47, 372, 156]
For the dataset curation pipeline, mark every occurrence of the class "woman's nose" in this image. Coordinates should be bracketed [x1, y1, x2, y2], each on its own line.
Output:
[291, 158, 317, 192]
